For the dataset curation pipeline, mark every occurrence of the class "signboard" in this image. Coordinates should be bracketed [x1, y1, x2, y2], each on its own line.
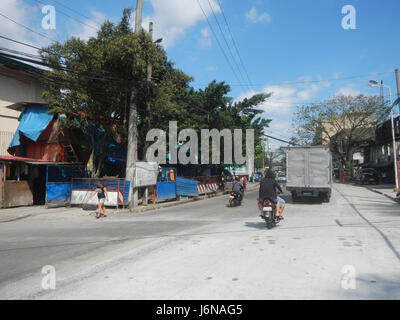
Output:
[263, 138, 269, 153]
[135, 162, 159, 187]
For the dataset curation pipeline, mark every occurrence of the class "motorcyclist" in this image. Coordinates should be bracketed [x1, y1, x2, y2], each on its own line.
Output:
[232, 176, 244, 201]
[258, 169, 284, 219]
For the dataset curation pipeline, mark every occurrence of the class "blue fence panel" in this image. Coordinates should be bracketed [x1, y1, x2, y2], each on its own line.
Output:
[46, 182, 71, 204]
[156, 182, 176, 200]
[176, 177, 198, 197]
[123, 181, 130, 201]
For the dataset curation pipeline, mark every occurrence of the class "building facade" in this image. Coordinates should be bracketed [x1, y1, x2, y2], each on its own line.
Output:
[0, 54, 45, 155]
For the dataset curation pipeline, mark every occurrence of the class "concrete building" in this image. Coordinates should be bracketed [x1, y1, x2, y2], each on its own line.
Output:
[0, 54, 45, 155]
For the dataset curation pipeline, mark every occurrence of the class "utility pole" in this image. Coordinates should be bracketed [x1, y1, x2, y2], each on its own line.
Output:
[126, 0, 143, 210]
[135, 0, 143, 33]
[396, 69, 400, 114]
[142, 21, 153, 207]
[146, 22, 153, 134]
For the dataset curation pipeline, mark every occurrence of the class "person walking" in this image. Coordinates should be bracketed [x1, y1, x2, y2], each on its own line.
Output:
[90, 181, 109, 219]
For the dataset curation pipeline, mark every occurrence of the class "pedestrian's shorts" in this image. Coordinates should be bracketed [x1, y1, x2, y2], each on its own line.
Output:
[277, 196, 285, 205]
[98, 198, 105, 204]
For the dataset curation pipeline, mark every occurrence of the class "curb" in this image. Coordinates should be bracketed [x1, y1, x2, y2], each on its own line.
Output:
[125, 183, 260, 214]
[365, 186, 399, 203]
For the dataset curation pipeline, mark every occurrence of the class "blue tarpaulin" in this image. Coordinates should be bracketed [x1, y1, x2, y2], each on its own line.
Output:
[176, 177, 198, 197]
[156, 182, 176, 200]
[9, 105, 53, 150]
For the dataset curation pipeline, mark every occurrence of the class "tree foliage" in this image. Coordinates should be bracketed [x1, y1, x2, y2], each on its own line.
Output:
[293, 94, 389, 165]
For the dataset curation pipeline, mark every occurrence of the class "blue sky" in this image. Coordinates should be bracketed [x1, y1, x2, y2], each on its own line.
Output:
[1, 0, 399, 149]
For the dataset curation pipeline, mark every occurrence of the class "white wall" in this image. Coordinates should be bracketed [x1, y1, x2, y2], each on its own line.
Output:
[0, 73, 45, 155]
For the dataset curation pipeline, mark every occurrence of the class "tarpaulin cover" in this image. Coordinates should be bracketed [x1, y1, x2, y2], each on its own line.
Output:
[9, 105, 53, 150]
[176, 177, 198, 197]
[156, 182, 176, 200]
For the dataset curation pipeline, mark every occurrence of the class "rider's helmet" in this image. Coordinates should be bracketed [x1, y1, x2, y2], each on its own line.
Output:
[264, 168, 276, 179]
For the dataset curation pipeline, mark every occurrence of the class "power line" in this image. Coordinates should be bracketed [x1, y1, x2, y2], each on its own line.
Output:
[215, 0, 254, 90]
[31, 0, 99, 31]
[262, 134, 298, 146]
[49, 0, 102, 27]
[0, 50, 128, 83]
[192, 71, 394, 87]
[206, 0, 251, 91]
[0, 36, 128, 80]
[196, 0, 247, 90]
[0, 11, 57, 43]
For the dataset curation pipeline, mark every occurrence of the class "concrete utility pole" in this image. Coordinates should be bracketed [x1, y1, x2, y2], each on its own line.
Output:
[135, 0, 143, 33]
[142, 21, 154, 207]
[146, 22, 153, 132]
[126, 0, 143, 210]
[396, 69, 400, 114]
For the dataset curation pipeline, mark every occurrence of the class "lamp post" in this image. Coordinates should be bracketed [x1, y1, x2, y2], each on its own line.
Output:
[368, 80, 399, 190]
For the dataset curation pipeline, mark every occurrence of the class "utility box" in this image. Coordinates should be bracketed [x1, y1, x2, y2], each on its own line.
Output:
[286, 146, 332, 202]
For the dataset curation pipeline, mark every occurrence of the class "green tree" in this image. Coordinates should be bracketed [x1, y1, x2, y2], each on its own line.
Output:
[293, 94, 389, 168]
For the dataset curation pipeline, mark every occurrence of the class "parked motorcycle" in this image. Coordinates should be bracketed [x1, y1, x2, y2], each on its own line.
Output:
[260, 198, 280, 229]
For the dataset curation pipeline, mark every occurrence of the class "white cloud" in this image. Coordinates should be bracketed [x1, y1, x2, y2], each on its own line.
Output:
[337, 86, 361, 96]
[69, 11, 106, 41]
[235, 78, 331, 116]
[142, 0, 220, 48]
[245, 7, 271, 24]
[0, 0, 45, 55]
[207, 66, 215, 71]
[200, 27, 212, 47]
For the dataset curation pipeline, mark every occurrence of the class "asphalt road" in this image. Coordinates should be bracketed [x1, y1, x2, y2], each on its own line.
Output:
[1, 183, 400, 299]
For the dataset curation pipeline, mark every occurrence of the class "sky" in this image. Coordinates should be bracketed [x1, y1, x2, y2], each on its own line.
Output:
[1, 0, 400, 150]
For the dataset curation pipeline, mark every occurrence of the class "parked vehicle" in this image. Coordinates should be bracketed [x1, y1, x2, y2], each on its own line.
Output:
[277, 172, 286, 183]
[286, 146, 332, 202]
[355, 168, 379, 185]
[259, 197, 280, 229]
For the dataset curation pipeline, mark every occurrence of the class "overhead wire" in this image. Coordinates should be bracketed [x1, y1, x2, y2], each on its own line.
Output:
[0, 11, 57, 43]
[215, 0, 254, 90]
[31, 0, 99, 31]
[196, 0, 248, 90]
[206, 0, 251, 91]
[49, 0, 102, 27]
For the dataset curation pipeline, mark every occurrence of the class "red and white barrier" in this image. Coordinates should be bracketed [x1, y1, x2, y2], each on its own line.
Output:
[197, 183, 218, 195]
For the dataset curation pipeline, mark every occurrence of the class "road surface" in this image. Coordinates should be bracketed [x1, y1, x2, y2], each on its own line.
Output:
[0, 183, 399, 299]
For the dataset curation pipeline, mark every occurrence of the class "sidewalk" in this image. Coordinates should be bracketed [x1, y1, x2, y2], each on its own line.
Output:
[0, 182, 260, 222]
[364, 184, 399, 202]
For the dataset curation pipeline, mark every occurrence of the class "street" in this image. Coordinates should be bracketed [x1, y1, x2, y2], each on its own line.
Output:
[1, 183, 400, 300]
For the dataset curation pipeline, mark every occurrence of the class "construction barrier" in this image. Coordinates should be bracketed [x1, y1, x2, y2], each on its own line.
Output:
[197, 182, 218, 195]
[70, 178, 129, 207]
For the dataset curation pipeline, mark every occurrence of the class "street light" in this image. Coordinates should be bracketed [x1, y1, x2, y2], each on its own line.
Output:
[368, 80, 399, 190]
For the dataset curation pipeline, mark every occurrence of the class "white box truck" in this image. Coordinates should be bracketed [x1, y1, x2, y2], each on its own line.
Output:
[286, 146, 332, 202]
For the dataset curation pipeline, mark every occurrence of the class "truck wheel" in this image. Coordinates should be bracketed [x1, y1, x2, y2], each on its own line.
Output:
[292, 192, 297, 203]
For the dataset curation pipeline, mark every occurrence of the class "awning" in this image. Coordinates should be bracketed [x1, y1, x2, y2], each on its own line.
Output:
[8, 104, 53, 154]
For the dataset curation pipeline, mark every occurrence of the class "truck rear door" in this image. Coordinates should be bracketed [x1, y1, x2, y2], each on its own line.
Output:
[308, 148, 331, 187]
[287, 148, 306, 187]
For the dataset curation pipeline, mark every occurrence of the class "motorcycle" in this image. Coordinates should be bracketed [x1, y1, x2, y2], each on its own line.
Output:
[260, 198, 280, 229]
[229, 187, 244, 207]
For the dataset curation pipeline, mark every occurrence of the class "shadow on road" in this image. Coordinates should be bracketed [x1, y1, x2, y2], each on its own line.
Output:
[244, 221, 266, 230]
